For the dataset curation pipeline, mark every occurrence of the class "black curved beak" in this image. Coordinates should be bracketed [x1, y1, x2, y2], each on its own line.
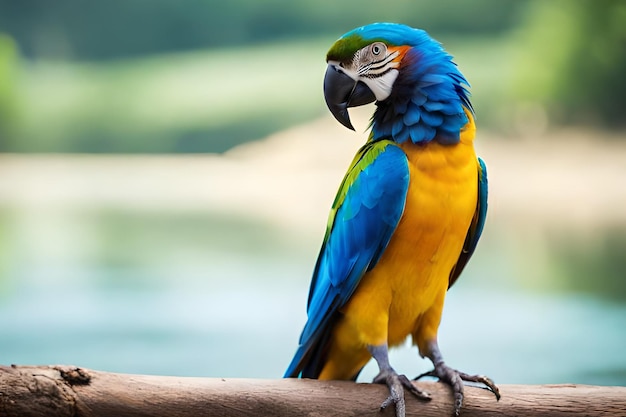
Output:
[323, 64, 376, 130]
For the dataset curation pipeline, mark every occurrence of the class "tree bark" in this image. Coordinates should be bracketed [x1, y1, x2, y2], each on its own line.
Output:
[0, 365, 624, 417]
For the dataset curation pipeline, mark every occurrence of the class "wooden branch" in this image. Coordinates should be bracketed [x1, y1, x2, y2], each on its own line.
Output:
[1, 365, 625, 417]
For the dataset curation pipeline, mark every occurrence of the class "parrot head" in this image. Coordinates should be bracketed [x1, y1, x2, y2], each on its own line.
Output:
[324, 23, 472, 144]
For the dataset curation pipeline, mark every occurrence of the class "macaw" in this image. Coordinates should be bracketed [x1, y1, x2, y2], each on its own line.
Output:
[284, 23, 500, 417]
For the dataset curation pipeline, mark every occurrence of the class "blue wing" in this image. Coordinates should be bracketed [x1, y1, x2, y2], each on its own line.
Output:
[285, 139, 409, 378]
[448, 157, 488, 288]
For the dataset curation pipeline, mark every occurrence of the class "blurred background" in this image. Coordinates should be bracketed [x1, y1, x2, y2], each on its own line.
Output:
[0, 0, 625, 386]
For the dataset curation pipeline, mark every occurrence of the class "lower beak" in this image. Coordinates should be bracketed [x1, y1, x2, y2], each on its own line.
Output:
[323, 64, 376, 130]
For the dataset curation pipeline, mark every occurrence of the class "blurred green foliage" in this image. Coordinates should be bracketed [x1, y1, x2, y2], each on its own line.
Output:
[0, 33, 19, 149]
[15, 39, 326, 152]
[0, 0, 525, 60]
[514, 0, 626, 128]
[552, 228, 626, 302]
[0, 0, 625, 153]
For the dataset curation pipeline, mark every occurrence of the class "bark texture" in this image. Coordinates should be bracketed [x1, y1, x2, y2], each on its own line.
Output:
[1, 365, 625, 417]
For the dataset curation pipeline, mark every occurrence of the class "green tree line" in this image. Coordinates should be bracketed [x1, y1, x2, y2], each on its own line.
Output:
[0, 0, 525, 60]
[0, 0, 624, 153]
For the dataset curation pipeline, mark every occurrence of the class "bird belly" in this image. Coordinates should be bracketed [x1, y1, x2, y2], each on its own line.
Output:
[321, 141, 478, 379]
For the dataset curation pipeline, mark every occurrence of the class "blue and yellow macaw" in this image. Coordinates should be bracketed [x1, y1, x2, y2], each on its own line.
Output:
[285, 23, 500, 416]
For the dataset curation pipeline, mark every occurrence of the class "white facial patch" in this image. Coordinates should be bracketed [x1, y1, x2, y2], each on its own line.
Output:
[328, 43, 402, 103]
[361, 69, 399, 101]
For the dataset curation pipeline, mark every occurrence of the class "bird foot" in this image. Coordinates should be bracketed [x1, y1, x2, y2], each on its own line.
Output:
[373, 369, 431, 417]
[414, 363, 500, 416]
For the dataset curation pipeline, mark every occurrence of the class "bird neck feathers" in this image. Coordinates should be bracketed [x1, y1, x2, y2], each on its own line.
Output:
[370, 45, 473, 146]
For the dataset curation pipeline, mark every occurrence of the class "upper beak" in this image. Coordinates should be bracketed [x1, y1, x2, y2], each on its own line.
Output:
[323, 64, 376, 130]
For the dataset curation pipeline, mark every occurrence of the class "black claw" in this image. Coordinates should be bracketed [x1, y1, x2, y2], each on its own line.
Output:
[380, 395, 395, 411]
[373, 371, 406, 417]
[398, 374, 431, 401]
[416, 363, 500, 416]
[368, 344, 432, 417]
[373, 370, 431, 417]
[456, 371, 501, 401]
[413, 369, 436, 381]
[419, 341, 500, 415]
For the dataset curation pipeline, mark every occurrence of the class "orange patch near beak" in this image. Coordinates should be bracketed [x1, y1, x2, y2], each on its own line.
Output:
[387, 45, 411, 66]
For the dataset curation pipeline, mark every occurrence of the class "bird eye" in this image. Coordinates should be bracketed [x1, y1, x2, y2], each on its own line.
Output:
[372, 44, 382, 55]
